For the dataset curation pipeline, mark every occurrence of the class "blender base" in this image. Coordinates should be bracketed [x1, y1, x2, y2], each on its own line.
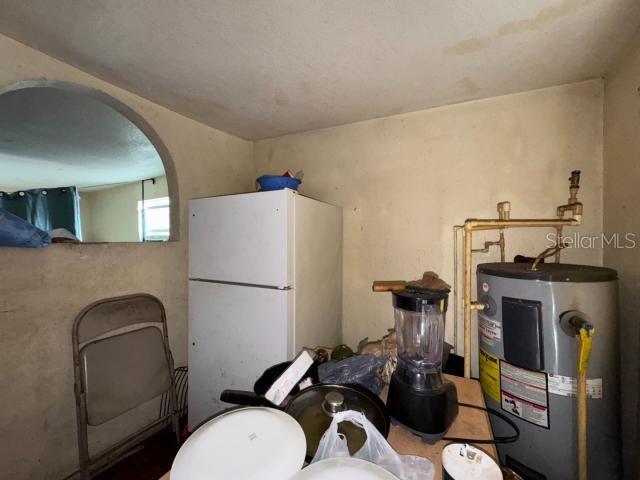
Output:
[389, 417, 450, 445]
[387, 376, 459, 444]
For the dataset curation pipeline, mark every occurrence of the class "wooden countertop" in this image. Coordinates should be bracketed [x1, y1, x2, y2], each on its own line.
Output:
[160, 375, 496, 480]
[382, 375, 497, 478]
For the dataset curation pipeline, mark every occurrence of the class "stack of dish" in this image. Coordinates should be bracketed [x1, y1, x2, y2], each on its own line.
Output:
[171, 406, 399, 480]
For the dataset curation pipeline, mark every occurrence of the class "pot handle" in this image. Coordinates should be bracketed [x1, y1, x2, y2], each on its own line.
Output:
[220, 389, 280, 408]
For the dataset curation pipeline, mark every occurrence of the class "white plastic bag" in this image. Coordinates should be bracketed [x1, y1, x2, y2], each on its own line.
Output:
[311, 410, 435, 480]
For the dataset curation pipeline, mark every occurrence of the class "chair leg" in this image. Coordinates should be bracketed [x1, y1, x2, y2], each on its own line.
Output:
[77, 414, 91, 479]
[170, 387, 180, 444]
[75, 386, 92, 479]
[172, 411, 180, 444]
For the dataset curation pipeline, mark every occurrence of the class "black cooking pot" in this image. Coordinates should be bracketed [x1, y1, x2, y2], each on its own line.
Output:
[221, 383, 390, 460]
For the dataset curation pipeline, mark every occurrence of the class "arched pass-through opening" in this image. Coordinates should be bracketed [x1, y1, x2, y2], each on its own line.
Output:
[0, 79, 180, 241]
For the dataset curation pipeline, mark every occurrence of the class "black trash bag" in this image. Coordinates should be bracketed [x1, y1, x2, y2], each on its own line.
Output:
[318, 354, 387, 395]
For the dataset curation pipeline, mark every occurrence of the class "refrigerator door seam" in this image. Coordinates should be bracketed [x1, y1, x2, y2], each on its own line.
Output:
[189, 278, 292, 290]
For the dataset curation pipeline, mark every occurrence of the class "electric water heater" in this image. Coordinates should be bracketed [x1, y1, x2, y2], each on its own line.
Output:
[476, 262, 619, 479]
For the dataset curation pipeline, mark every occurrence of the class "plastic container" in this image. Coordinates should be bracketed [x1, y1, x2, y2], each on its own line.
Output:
[257, 175, 302, 191]
[392, 291, 446, 390]
[394, 302, 444, 371]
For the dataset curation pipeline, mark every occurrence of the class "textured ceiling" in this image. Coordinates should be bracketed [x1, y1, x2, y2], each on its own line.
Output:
[0, 87, 164, 190]
[1, 0, 639, 140]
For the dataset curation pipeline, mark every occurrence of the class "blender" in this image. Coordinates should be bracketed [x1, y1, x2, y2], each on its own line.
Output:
[386, 284, 458, 442]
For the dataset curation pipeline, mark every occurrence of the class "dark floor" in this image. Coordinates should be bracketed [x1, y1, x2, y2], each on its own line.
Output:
[94, 427, 181, 480]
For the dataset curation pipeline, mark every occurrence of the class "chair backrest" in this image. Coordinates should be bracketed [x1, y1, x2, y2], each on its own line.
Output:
[73, 294, 174, 425]
[75, 293, 166, 343]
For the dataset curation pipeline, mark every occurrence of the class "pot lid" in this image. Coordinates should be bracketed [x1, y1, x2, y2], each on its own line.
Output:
[285, 384, 390, 459]
[290, 457, 399, 479]
[171, 407, 306, 480]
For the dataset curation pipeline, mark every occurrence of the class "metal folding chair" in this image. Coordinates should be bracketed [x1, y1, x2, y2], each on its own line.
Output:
[72, 294, 179, 479]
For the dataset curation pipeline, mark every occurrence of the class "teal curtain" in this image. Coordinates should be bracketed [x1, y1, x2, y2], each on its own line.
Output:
[0, 186, 81, 238]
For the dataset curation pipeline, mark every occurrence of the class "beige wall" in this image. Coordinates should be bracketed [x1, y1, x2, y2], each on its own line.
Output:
[0, 34, 255, 480]
[81, 176, 169, 242]
[254, 80, 604, 350]
[0, 31, 613, 480]
[603, 34, 640, 480]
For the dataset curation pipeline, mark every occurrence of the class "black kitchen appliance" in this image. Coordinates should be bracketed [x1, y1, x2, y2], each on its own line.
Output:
[386, 285, 458, 442]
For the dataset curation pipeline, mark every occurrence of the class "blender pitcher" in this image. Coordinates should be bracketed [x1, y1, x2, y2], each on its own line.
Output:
[387, 286, 458, 442]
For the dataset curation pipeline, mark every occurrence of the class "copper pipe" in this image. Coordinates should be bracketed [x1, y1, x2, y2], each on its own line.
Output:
[497, 203, 509, 262]
[557, 170, 583, 221]
[461, 173, 583, 378]
[471, 239, 502, 254]
[462, 216, 581, 378]
[531, 243, 567, 271]
[557, 199, 583, 219]
[554, 172, 582, 264]
[465, 218, 581, 229]
[555, 226, 563, 263]
[452, 225, 463, 354]
[456, 201, 522, 373]
[470, 232, 505, 260]
[456, 203, 507, 358]
[471, 301, 486, 311]
[463, 227, 473, 377]
[497, 201, 511, 220]
[470, 201, 510, 259]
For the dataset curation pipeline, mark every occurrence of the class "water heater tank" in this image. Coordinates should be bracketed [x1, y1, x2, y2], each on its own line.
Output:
[476, 262, 619, 479]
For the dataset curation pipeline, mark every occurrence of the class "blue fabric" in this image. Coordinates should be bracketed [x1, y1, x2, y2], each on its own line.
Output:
[0, 208, 51, 248]
[256, 175, 301, 191]
[0, 186, 81, 238]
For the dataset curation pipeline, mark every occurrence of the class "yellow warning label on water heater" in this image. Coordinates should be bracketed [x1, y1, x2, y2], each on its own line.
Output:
[479, 349, 500, 403]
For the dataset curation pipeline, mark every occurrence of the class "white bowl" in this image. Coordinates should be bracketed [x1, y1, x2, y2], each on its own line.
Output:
[290, 457, 399, 480]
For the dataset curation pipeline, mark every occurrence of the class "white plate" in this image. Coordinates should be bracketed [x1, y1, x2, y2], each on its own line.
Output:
[442, 443, 502, 480]
[290, 458, 399, 480]
[171, 407, 306, 480]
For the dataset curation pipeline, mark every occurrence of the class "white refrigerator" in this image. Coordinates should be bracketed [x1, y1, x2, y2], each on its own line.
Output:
[188, 189, 342, 429]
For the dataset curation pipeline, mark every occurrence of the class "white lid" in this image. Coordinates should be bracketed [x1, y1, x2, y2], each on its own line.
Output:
[290, 458, 399, 480]
[171, 407, 306, 480]
[442, 443, 502, 480]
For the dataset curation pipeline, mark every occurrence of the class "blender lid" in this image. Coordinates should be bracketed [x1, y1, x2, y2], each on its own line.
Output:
[392, 287, 449, 312]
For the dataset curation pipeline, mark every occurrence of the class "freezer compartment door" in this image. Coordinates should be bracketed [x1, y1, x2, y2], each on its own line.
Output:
[188, 280, 293, 430]
[189, 190, 293, 287]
